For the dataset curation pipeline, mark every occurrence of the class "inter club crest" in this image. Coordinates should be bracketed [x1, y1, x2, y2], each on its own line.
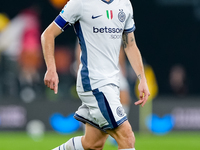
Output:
[118, 9, 126, 22]
[116, 106, 125, 117]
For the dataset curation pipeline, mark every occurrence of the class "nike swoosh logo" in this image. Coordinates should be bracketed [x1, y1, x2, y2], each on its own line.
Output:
[92, 15, 102, 19]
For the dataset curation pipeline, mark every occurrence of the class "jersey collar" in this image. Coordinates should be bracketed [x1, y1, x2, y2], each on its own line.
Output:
[101, 0, 114, 4]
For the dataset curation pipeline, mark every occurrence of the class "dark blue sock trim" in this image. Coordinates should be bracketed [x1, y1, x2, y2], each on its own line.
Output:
[72, 138, 76, 150]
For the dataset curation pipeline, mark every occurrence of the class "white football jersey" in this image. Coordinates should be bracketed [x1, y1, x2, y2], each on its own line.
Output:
[54, 0, 135, 92]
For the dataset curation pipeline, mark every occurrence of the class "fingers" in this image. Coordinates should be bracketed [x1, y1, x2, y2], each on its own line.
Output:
[134, 98, 147, 107]
[44, 75, 59, 94]
[44, 80, 59, 94]
[54, 83, 58, 94]
[134, 100, 144, 106]
[139, 91, 144, 99]
[141, 91, 150, 107]
[52, 80, 59, 94]
[135, 90, 150, 107]
[141, 98, 147, 107]
[49, 81, 55, 90]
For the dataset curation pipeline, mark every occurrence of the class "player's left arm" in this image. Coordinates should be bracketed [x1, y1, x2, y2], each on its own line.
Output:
[122, 31, 150, 107]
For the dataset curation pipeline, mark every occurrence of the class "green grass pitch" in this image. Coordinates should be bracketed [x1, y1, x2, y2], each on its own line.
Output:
[0, 131, 199, 150]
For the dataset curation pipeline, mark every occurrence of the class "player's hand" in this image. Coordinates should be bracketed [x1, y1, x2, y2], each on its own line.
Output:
[134, 79, 150, 107]
[44, 69, 59, 94]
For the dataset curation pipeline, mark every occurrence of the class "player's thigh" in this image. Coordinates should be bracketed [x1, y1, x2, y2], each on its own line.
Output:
[82, 123, 109, 150]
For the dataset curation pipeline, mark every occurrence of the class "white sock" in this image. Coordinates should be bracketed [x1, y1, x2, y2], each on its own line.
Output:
[52, 136, 84, 150]
[73, 136, 84, 150]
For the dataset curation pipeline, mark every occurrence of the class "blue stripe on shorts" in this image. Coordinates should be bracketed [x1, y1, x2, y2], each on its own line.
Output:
[92, 89, 118, 129]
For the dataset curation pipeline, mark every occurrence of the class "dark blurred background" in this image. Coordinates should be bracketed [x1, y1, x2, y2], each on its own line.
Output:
[0, 0, 200, 133]
[1, 0, 199, 98]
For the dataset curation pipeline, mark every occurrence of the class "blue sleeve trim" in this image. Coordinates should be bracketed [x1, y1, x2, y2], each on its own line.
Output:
[124, 25, 136, 33]
[54, 15, 71, 31]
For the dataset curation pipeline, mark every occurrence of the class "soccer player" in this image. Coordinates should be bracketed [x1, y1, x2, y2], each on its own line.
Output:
[41, 0, 150, 149]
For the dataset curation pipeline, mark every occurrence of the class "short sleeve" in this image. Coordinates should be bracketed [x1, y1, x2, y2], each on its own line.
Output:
[54, 0, 82, 31]
[124, 0, 136, 33]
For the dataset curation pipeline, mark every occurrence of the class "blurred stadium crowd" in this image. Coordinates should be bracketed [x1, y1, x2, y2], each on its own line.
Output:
[0, 0, 199, 102]
[0, 1, 78, 102]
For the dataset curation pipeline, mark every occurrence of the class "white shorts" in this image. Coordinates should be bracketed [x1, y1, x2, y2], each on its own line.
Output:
[74, 84, 127, 132]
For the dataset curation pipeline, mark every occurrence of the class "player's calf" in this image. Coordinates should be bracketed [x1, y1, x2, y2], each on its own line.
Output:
[107, 120, 136, 149]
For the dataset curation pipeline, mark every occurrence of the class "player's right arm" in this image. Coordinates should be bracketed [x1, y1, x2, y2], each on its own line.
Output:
[41, 22, 62, 94]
